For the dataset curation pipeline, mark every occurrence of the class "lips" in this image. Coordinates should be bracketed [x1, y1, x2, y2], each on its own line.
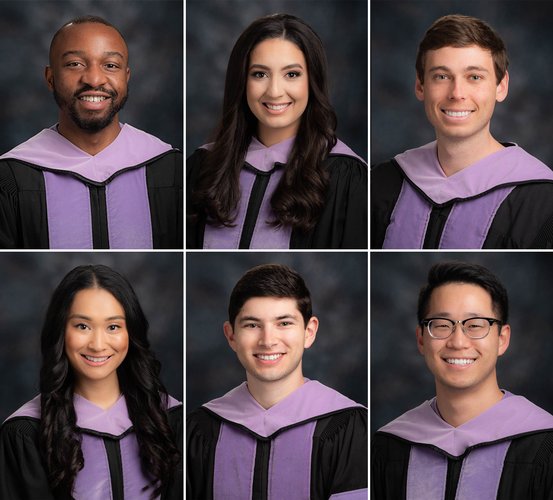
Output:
[441, 109, 473, 118]
[444, 357, 476, 365]
[263, 102, 291, 114]
[81, 353, 112, 366]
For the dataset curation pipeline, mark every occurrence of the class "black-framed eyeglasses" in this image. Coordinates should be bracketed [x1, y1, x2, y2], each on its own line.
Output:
[421, 317, 502, 339]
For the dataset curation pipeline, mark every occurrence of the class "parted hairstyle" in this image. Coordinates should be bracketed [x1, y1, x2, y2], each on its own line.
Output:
[190, 13, 338, 232]
[39, 265, 179, 499]
[417, 261, 509, 325]
[228, 264, 313, 327]
[416, 14, 509, 84]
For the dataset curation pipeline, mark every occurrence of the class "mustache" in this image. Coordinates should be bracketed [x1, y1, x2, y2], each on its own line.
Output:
[74, 85, 117, 98]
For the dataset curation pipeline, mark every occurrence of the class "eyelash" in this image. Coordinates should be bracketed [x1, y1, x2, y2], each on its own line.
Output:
[250, 71, 302, 79]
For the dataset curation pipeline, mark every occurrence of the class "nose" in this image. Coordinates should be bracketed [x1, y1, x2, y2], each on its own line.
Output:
[258, 325, 277, 348]
[81, 64, 108, 88]
[88, 330, 106, 351]
[449, 78, 465, 100]
[266, 76, 283, 99]
[446, 323, 471, 349]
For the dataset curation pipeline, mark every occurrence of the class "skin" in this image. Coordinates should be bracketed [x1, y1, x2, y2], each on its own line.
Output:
[65, 288, 129, 409]
[45, 22, 131, 155]
[246, 38, 309, 147]
[223, 297, 318, 409]
[415, 45, 509, 176]
[416, 283, 510, 427]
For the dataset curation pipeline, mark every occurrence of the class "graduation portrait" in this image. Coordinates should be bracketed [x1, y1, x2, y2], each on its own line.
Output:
[186, 251, 368, 499]
[186, 0, 368, 249]
[0, 0, 183, 249]
[371, 252, 553, 499]
[0, 252, 183, 499]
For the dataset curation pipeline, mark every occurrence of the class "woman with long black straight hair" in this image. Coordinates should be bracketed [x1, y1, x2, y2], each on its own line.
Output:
[0, 265, 182, 499]
[187, 13, 367, 249]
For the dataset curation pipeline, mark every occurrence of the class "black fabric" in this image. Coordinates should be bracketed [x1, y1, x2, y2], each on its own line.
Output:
[0, 405, 183, 500]
[0, 149, 183, 249]
[252, 439, 270, 500]
[371, 430, 553, 500]
[239, 170, 272, 249]
[186, 406, 367, 500]
[371, 159, 553, 249]
[187, 149, 367, 249]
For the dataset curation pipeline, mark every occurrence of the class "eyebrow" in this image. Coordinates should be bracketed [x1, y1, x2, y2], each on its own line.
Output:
[249, 63, 304, 71]
[68, 314, 126, 321]
[62, 50, 125, 60]
[428, 65, 489, 73]
[427, 312, 484, 318]
[239, 313, 299, 323]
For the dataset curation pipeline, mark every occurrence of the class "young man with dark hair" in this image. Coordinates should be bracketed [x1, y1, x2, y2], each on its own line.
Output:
[187, 264, 367, 500]
[372, 14, 553, 249]
[0, 16, 182, 249]
[372, 261, 553, 499]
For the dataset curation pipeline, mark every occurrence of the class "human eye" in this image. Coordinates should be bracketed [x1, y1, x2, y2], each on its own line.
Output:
[285, 71, 302, 79]
[73, 322, 89, 331]
[468, 74, 483, 81]
[243, 322, 260, 329]
[278, 321, 293, 327]
[65, 61, 84, 68]
[250, 71, 267, 79]
[107, 324, 121, 332]
[465, 318, 486, 330]
[432, 73, 449, 81]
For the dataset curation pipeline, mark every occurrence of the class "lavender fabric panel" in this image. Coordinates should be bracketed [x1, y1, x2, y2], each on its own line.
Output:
[203, 169, 256, 248]
[250, 168, 291, 249]
[455, 441, 510, 500]
[105, 166, 153, 249]
[73, 434, 112, 500]
[204, 380, 363, 438]
[379, 391, 553, 457]
[382, 180, 432, 249]
[268, 420, 316, 500]
[74, 394, 132, 436]
[439, 186, 515, 248]
[4, 394, 41, 422]
[330, 139, 367, 165]
[213, 422, 256, 500]
[406, 446, 447, 500]
[395, 141, 553, 205]
[120, 433, 158, 499]
[0, 124, 172, 183]
[328, 489, 369, 499]
[43, 171, 93, 249]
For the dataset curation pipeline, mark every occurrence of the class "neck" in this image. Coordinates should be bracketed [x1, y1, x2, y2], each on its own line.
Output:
[246, 371, 305, 409]
[436, 131, 504, 176]
[74, 375, 122, 410]
[57, 115, 122, 155]
[435, 378, 503, 427]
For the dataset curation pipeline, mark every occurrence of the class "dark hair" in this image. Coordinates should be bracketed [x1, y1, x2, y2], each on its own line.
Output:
[228, 264, 312, 326]
[190, 13, 338, 232]
[416, 14, 508, 84]
[417, 261, 509, 324]
[39, 265, 179, 498]
[49, 15, 127, 64]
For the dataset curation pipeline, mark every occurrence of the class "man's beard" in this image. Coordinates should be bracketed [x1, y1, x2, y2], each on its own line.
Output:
[53, 84, 129, 133]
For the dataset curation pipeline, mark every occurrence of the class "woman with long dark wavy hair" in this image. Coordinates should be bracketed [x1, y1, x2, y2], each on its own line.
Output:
[187, 13, 367, 249]
[0, 265, 182, 499]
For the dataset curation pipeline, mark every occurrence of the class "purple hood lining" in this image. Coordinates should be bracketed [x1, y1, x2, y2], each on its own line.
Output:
[203, 379, 364, 439]
[0, 123, 174, 184]
[377, 391, 553, 458]
[394, 141, 553, 206]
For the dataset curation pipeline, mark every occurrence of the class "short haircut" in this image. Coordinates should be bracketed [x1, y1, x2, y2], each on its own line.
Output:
[415, 14, 508, 84]
[417, 261, 509, 324]
[49, 15, 127, 64]
[228, 264, 312, 327]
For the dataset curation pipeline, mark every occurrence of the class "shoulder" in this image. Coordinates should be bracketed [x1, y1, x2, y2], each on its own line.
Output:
[1, 416, 41, 446]
[371, 158, 404, 184]
[186, 407, 221, 444]
[325, 140, 367, 178]
[315, 406, 367, 441]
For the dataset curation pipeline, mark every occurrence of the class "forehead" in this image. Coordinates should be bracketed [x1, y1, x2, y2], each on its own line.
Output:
[249, 37, 305, 65]
[237, 296, 301, 318]
[423, 44, 494, 71]
[69, 288, 124, 314]
[427, 282, 494, 313]
[51, 22, 128, 60]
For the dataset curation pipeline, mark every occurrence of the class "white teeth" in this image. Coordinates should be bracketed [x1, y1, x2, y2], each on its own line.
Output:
[446, 358, 475, 365]
[83, 355, 109, 362]
[257, 354, 282, 361]
[79, 96, 108, 102]
[444, 110, 471, 117]
[266, 103, 289, 110]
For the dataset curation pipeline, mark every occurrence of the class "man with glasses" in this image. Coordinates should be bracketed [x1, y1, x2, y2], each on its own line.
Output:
[372, 261, 553, 499]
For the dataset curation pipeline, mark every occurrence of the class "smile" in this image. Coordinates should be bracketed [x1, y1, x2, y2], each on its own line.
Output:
[445, 358, 475, 365]
[255, 353, 283, 361]
[79, 96, 109, 102]
[81, 354, 112, 365]
[442, 110, 472, 117]
[263, 103, 291, 111]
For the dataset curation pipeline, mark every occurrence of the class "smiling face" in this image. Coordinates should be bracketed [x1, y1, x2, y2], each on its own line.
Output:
[415, 45, 508, 146]
[416, 283, 510, 396]
[46, 22, 130, 134]
[224, 297, 317, 393]
[246, 37, 309, 146]
[65, 287, 129, 391]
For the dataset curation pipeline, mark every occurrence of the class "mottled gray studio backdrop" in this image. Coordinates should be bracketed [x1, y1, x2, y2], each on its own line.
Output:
[186, 252, 368, 413]
[186, 0, 368, 159]
[0, 253, 183, 423]
[371, 253, 553, 436]
[0, 0, 183, 154]
[372, 1, 553, 167]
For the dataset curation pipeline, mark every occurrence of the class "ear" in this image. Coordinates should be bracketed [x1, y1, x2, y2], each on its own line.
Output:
[497, 323, 510, 357]
[303, 316, 318, 349]
[416, 325, 425, 355]
[496, 70, 509, 103]
[223, 321, 237, 352]
[45, 66, 54, 92]
[415, 76, 425, 102]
